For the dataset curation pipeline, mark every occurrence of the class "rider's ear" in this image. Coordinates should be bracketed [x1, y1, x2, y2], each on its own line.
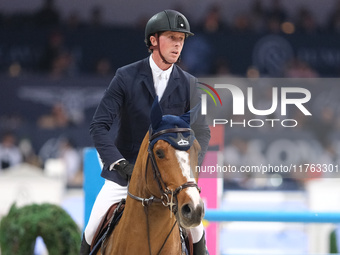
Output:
[180, 102, 201, 125]
[150, 96, 163, 130]
[150, 35, 158, 47]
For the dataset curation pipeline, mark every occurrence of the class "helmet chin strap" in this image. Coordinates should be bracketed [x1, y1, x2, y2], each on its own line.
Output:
[149, 33, 177, 66]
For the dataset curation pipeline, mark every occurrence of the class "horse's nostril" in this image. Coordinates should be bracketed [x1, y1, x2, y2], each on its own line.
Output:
[179, 202, 204, 228]
[181, 204, 192, 217]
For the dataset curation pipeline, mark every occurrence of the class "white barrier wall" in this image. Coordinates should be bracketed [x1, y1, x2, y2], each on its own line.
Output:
[220, 182, 340, 255]
[220, 190, 308, 254]
[306, 179, 340, 254]
[0, 163, 65, 217]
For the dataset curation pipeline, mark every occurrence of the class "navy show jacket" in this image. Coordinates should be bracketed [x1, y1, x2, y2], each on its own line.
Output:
[90, 57, 211, 186]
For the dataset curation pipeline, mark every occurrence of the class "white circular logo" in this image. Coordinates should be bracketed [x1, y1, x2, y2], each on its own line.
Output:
[253, 35, 294, 76]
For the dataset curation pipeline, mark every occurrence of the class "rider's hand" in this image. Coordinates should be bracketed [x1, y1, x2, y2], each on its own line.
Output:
[114, 160, 134, 180]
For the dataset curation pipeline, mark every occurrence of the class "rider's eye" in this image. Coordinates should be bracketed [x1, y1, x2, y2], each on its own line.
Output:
[155, 149, 165, 159]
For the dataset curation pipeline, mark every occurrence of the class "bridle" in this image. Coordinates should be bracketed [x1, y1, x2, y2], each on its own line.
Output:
[127, 127, 201, 255]
[128, 127, 201, 213]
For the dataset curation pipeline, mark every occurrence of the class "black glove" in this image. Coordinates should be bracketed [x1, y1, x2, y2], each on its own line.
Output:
[114, 160, 134, 180]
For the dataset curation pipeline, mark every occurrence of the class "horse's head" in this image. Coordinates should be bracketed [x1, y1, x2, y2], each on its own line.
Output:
[146, 98, 204, 228]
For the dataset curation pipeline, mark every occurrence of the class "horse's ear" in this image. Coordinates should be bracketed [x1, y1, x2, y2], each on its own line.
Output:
[150, 96, 163, 130]
[180, 102, 201, 125]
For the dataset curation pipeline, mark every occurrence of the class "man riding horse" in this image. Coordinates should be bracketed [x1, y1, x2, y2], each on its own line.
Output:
[81, 10, 211, 255]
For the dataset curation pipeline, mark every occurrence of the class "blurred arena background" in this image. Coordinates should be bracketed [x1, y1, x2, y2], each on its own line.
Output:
[1, 0, 340, 254]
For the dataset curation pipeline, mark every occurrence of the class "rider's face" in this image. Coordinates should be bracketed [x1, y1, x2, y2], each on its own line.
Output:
[150, 31, 185, 68]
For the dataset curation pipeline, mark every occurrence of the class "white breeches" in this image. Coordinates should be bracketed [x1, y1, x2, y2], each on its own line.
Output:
[83, 180, 204, 245]
[84, 180, 127, 244]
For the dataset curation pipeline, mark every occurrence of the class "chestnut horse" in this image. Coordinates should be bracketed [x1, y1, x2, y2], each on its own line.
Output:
[98, 101, 204, 254]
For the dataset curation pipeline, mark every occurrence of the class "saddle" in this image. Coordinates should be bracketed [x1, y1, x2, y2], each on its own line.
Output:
[89, 199, 193, 255]
[90, 199, 126, 254]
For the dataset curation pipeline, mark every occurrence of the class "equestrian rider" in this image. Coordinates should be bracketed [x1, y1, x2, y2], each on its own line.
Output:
[80, 10, 211, 255]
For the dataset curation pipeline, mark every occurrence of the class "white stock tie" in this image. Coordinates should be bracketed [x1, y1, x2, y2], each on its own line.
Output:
[155, 72, 168, 101]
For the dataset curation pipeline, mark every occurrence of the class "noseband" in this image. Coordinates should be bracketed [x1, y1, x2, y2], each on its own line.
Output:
[128, 127, 201, 216]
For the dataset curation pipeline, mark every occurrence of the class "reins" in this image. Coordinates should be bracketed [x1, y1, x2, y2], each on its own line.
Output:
[127, 127, 201, 255]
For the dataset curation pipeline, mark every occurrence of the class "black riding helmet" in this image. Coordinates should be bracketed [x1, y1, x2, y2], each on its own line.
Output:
[145, 10, 194, 48]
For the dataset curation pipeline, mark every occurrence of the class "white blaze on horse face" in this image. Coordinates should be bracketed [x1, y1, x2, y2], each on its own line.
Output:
[175, 150, 194, 181]
[175, 150, 201, 208]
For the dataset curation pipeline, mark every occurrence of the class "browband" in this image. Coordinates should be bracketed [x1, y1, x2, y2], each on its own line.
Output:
[149, 128, 193, 142]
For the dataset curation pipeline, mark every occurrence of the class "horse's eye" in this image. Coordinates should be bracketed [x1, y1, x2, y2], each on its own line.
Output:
[155, 149, 165, 159]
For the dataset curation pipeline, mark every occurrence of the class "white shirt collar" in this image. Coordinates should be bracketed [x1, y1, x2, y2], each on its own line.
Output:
[149, 54, 173, 80]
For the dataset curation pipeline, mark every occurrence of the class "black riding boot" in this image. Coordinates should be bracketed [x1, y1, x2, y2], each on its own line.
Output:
[80, 233, 91, 255]
[193, 231, 209, 255]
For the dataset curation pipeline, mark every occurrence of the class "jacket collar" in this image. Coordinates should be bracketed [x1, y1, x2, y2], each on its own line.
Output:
[140, 57, 180, 102]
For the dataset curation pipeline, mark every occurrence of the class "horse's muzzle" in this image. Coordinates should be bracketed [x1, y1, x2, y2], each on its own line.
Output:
[178, 199, 205, 228]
